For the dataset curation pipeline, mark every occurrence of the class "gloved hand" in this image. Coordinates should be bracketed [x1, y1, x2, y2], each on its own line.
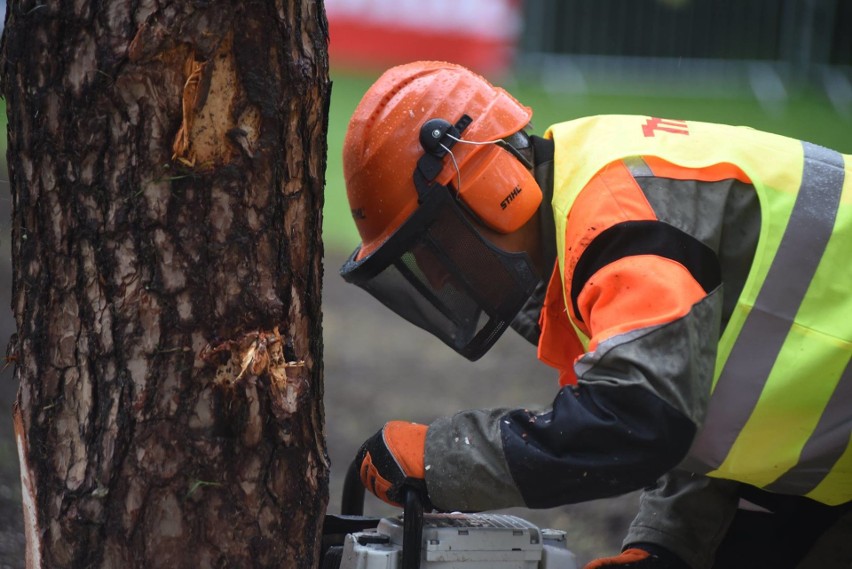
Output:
[584, 544, 690, 569]
[356, 421, 429, 507]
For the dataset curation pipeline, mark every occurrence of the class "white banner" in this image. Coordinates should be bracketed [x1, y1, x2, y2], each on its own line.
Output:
[325, 0, 521, 38]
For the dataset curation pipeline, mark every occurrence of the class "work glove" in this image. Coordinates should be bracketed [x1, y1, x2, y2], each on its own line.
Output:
[584, 544, 690, 569]
[356, 421, 430, 508]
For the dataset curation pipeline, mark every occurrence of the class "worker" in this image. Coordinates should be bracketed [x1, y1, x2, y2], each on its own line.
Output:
[338, 60, 852, 569]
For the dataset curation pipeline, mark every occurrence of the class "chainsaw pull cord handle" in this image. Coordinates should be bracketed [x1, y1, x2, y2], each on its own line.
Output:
[402, 488, 424, 569]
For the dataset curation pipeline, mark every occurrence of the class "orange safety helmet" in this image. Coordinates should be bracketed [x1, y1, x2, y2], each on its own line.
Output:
[343, 61, 542, 259]
[340, 61, 544, 361]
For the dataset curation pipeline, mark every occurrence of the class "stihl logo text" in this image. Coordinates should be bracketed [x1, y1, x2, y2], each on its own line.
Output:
[501, 186, 522, 209]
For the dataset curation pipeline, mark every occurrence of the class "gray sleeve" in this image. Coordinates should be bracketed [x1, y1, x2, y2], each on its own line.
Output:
[575, 287, 723, 427]
[424, 408, 526, 511]
[423, 291, 723, 512]
[626, 470, 740, 569]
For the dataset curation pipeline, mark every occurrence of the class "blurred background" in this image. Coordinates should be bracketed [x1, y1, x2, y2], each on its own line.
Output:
[324, 0, 852, 565]
[1, 0, 851, 566]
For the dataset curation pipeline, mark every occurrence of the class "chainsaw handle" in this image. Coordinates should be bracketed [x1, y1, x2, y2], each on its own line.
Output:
[341, 459, 366, 516]
[402, 488, 424, 569]
[342, 459, 424, 569]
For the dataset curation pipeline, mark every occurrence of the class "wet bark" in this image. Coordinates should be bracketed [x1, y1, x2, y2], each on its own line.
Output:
[2, 1, 329, 567]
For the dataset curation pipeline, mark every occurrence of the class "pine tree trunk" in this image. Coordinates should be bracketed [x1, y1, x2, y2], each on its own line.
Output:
[2, 1, 329, 567]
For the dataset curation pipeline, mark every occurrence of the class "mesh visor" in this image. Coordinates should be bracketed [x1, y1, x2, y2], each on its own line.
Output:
[340, 188, 539, 361]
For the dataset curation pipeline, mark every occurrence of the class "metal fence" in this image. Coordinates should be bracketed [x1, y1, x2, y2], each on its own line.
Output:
[517, 0, 851, 110]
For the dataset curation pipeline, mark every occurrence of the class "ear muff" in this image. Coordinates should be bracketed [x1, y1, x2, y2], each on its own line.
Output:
[455, 144, 542, 234]
[417, 116, 542, 234]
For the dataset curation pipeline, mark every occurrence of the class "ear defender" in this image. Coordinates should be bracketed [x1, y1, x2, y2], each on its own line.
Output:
[456, 145, 542, 234]
[418, 117, 542, 234]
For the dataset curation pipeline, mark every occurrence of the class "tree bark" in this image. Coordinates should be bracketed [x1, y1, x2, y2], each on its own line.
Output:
[2, 1, 329, 567]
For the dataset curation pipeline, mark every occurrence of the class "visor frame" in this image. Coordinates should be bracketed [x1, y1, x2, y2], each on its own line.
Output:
[340, 185, 540, 360]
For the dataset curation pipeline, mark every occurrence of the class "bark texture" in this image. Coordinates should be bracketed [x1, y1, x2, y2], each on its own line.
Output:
[2, 1, 329, 567]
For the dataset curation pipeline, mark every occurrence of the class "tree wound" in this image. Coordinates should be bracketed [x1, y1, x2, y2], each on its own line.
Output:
[172, 33, 262, 169]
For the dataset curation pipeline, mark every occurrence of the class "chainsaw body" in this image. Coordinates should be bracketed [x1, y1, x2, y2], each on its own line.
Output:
[322, 462, 580, 569]
[338, 511, 578, 569]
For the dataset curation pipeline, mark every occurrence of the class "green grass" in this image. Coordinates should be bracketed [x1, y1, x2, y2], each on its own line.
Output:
[325, 72, 381, 254]
[325, 67, 852, 252]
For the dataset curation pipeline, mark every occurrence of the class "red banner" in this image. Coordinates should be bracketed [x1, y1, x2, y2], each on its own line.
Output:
[326, 0, 522, 76]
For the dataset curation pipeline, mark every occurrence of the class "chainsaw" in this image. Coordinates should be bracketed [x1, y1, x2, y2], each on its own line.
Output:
[321, 461, 580, 569]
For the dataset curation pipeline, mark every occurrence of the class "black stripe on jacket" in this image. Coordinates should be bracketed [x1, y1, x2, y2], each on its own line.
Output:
[571, 221, 722, 324]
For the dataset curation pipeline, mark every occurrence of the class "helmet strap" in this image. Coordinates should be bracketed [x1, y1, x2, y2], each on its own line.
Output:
[414, 114, 473, 201]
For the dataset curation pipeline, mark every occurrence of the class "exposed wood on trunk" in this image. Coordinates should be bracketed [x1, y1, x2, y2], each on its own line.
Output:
[2, 1, 330, 567]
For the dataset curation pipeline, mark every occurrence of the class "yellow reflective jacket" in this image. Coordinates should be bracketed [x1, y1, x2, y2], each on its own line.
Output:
[545, 116, 852, 505]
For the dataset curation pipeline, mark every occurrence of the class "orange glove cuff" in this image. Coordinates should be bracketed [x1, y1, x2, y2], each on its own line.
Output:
[383, 421, 428, 478]
[584, 548, 651, 569]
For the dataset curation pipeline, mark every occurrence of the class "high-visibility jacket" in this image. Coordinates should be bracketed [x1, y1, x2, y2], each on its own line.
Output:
[541, 115, 852, 505]
[422, 117, 851, 512]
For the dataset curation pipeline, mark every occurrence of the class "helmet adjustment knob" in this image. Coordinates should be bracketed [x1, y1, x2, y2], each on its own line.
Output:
[419, 118, 455, 156]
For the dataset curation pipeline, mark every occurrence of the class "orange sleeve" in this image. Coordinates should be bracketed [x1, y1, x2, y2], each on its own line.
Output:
[565, 165, 656, 261]
[563, 160, 712, 349]
[577, 255, 708, 351]
[563, 160, 657, 335]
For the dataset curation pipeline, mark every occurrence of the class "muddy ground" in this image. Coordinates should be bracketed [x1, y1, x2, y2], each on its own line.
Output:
[0, 177, 634, 565]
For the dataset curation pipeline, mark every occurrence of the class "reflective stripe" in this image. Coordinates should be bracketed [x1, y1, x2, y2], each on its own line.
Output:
[690, 142, 845, 472]
[623, 156, 654, 178]
[805, 429, 852, 504]
[766, 357, 852, 494]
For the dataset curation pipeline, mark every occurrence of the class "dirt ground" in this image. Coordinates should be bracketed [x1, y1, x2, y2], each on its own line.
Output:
[0, 178, 634, 566]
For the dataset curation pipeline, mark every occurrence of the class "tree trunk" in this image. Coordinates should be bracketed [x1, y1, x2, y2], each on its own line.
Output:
[2, 1, 329, 567]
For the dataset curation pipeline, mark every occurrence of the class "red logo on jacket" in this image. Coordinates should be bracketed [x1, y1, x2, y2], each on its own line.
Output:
[642, 117, 689, 137]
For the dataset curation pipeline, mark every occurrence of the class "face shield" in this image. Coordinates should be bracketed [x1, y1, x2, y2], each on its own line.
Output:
[340, 116, 540, 361]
